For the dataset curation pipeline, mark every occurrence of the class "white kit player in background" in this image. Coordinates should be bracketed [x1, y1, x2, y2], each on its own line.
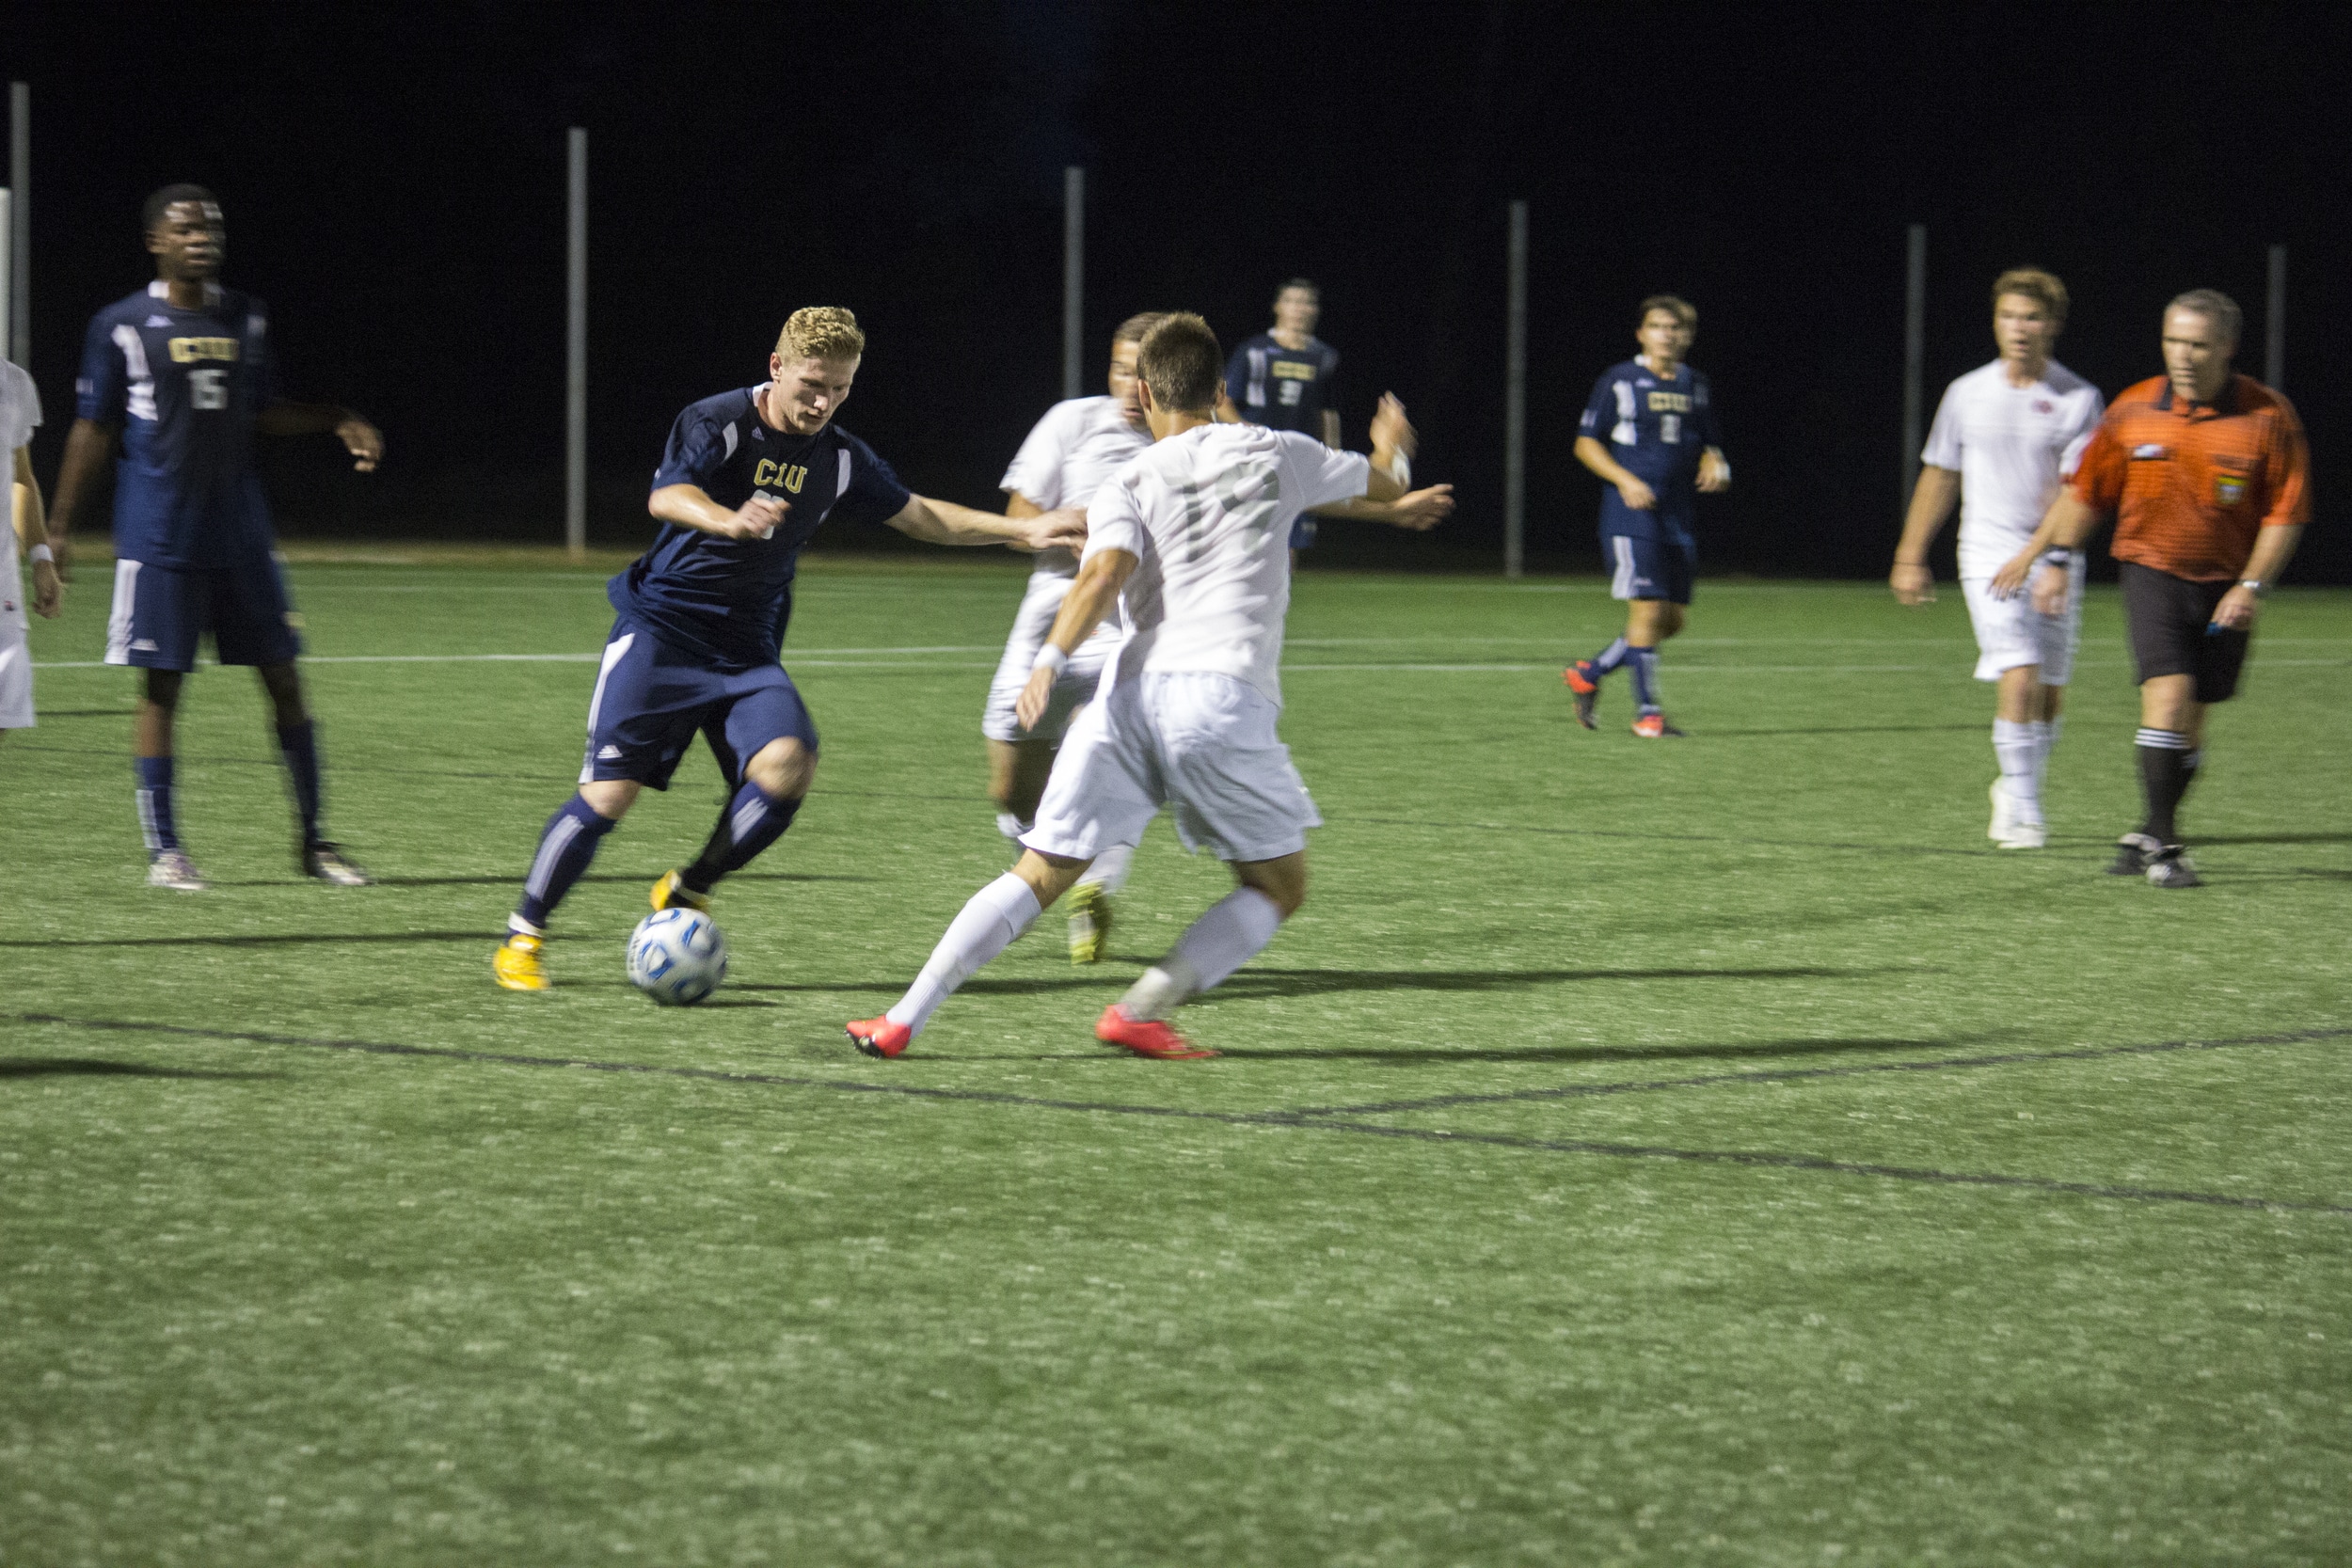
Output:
[985, 313, 1161, 963]
[1890, 268, 2102, 848]
[850, 312, 1453, 1061]
[0, 356, 60, 744]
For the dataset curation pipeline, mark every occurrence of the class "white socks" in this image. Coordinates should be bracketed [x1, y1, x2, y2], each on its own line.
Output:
[1120, 887, 1283, 1022]
[885, 873, 1042, 1036]
[1082, 840, 1136, 895]
[1993, 719, 2041, 823]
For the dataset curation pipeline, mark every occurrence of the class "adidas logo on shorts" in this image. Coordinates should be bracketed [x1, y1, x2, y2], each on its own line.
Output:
[596, 744, 623, 760]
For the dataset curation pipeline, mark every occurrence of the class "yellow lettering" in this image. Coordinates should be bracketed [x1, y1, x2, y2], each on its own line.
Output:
[1271, 361, 1316, 380]
[752, 458, 777, 487]
[781, 465, 806, 494]
[167, 337, 241, 364]
[1646, 391, 1692, 413]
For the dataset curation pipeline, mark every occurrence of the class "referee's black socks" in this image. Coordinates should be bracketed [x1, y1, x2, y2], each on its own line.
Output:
[2134, 727, 2200, 844]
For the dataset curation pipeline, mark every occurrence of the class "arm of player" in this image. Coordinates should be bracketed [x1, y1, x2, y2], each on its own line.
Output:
[1889, 465, 1961, 605]
[1001, 491, 1051, 555]
[13, 446, 58, 618]
[649, 483, 788, 541]
[256, 401, 384, 471]
[1312, 486, 1456, 531]
[887, 494, 1085, 553]
[1992, 490, 2102, 610]
[1573, 436, 1656, 511]
[45, 418, 120, 581]
[2210, 524, 2303, 631]
[1697, 447, 1730, 493]
[1014, 546, 1136, 733]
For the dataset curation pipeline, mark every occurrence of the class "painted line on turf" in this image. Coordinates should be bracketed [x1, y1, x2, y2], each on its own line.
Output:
[6, 1011, 2344, 1217]
[1281, 1024, 2352, 1118]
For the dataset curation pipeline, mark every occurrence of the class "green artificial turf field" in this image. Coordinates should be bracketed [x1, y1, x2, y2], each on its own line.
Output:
[3, 547, 2347, 1566]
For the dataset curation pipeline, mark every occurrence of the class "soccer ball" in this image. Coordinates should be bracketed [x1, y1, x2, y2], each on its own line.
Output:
[626, 908, 729, 1006]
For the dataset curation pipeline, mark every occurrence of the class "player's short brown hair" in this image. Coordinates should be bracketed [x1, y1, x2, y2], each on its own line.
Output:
[1639, 294, 1696, 330]
[2167, 288, 2242, 346]
[1277, 277, 1319, 301]
[776, 307, 866, 363]
[1137, 313, 1223, 414]
[1114, 311, 1166, 346]
[1992, 267, 2070, 326]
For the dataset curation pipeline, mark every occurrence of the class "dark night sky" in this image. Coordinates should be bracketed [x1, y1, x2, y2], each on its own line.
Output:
[8, 2, 2347, 578]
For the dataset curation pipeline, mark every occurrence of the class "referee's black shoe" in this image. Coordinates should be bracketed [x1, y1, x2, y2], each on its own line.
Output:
[2106, 832, 2162, 877]
[2145, 846, 2202, 889]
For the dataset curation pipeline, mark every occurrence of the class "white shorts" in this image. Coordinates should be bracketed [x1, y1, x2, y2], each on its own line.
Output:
[1961, 558, 2086, 684]
[0, 552, 29, 729]
[981, 569, 1120, 743]
[1025, 672, 1321, 865]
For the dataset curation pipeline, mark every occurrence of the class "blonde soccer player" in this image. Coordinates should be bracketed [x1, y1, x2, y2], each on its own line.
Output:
[1, 354, 59, 741]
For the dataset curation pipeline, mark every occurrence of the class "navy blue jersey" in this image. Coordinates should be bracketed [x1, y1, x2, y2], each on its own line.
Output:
[1579, 358, 1722, 540]
[611, 387, 912, 671]
[75, 280, 280, 569]
[1225, 333, 1339, 435]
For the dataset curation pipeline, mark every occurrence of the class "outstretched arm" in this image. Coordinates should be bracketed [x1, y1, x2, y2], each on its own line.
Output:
[12, 447, 58, 617]
[257, 400, 383, 471]
[1312, 485, 1454, 531]
[1014, 546, 1136, 732]
[1890, 465, 1961, 604]
[888, 494, 1086, 553]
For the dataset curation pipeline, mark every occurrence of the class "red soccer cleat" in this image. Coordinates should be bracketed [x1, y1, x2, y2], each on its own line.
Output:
[1631, 712, 1687, 738]
[1095, 1004, 1218, 1060]
[1562, 660, 1600, 728]
[847, 1015, 912, 1059]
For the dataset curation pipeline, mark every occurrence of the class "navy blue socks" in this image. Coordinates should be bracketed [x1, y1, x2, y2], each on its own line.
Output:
[683, 782, 801, 894]
[514, 793, 619, 932]
[1628, 646, 1661, 713]
[134, 756, 180, 853]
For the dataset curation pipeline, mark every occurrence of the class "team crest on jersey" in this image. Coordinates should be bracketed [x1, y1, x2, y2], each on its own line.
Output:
[2033, 399, 2054, 414]
[751, 459, 807, 493]
[2212, 458, 2253, 506]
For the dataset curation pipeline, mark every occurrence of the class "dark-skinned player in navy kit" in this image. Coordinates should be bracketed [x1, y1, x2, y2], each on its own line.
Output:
[48, 185, 385, 891]
[493, 307, 1085, 990]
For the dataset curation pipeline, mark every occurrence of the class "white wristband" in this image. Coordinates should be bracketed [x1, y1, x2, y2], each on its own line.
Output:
[1030, 644, 1070, 677]
[1386, 452, 1411, 487]
[29, 543, 53, 563]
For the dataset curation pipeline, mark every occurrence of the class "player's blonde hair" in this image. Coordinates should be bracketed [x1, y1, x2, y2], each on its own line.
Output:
[1992, 267, 2069, 326]
[1115, 311, 1166, 346]
[776, 307, 866, 363]
[1639, 294, 1696, 331]
[1137, 313, 1223, 413]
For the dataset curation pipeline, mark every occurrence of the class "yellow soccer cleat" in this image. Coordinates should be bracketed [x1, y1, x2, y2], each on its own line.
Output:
[651, 869, 712, 912]
[493, 931, 550, 991]
[1067, 881, 1114, 965]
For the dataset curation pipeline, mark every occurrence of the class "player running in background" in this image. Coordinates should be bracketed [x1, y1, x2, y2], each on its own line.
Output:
[1218, 279, 1342, 562]
[1564, 296, 1729, 737]
[1994, 290, 2309, 888]
[47, 186, 384, 889]
[493, 308, 1083, 991]
[1891, 269, 2104, 848]
[1, 355, 59, 744]
[848, 313, 1453, 1061]
[985, 312, 1160, 963]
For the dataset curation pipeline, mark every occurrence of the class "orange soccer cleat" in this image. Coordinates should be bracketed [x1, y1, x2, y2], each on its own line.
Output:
[1562, 660, 1600, 729]
[1631, 712, 1687, 738]
[1095, 1004, 1218, 1060]
[846, 1015, 912, 1059]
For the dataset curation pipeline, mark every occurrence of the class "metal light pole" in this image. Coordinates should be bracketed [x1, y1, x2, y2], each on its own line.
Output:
[8, 83, 27, 370]
[1901, 224, 1927, 510]
[2265, 244, 2286, 390]
[1062, 166, 1085, 401]
[565, 128, 588, 561]
[1503, 199, 1528, 579]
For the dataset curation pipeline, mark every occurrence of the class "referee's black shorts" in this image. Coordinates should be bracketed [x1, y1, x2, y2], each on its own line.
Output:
[2121, 562, 2251, 704]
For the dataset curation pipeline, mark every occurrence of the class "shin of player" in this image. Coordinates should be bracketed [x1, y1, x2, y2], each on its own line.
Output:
[1892, 269, 2104, 847]
[496, 308, 1083, 990]
[1993, 290, 2309, 888]
[849, 313, 1452, 1060]
[46, 185, 383, 890]
[1565, 297, 1728, 737]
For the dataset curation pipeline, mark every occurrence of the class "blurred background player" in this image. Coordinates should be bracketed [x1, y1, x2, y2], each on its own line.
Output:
[493, 308, 1082, 990]
[1891, 268, 2104, 848]
[1994, 289, 2309, 889]
[1218, 278, 1342, 562]
[2, 353, 59, 744]
[48, 185, 384, 890]
[986, 312, 1161, 963]
[1564, 295, 1729, 736]
[849, 313, 1453, 1062]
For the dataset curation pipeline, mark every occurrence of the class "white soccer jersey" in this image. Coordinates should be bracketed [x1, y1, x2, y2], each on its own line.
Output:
[999, 395, 1152, 578]
[1084, 423, 1369, 708]
[1921, 359, 2104, 578]
[0, 360, 43, 726]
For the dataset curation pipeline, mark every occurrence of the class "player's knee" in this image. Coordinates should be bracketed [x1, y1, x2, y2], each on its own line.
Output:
[745, 738, 814, 800]
[579, 779, 640, 819]
[141, 670, 183, 710]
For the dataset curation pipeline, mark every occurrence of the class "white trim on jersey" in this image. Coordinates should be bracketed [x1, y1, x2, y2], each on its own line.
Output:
[1611, 379, 1637, 446]
[1243, 345, 1269, 409]
[576, 630, 635, 784]
[105, 560, 142, 664]
[111, 325, 159, 424]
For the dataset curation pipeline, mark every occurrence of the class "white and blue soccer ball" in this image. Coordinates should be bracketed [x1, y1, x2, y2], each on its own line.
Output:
[626, 908, 729, 1006]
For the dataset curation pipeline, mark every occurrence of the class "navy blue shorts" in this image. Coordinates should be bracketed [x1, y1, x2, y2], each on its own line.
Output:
[105, 553, 303, 671]
[1603, 532, 1696, 605]
[1290, 514, 1318, 551]
[580, 619, 818, 791]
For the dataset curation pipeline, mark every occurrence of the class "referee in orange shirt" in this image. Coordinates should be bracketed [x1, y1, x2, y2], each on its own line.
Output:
[1994, 289, 2310, 888]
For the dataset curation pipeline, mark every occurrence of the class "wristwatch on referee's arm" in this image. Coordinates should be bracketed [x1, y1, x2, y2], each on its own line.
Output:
[2236, 578, 2268, 598]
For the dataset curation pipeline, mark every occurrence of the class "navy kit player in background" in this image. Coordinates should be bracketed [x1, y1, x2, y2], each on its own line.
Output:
[493, 308, 1083, 991]
[48, 186, 384, 889]
[1218, 278, 1341, 559]
[1564, 295, 1729, 737]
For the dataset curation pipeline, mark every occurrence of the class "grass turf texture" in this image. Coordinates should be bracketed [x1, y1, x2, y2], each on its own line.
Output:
[4, 547, 2348, 1565]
